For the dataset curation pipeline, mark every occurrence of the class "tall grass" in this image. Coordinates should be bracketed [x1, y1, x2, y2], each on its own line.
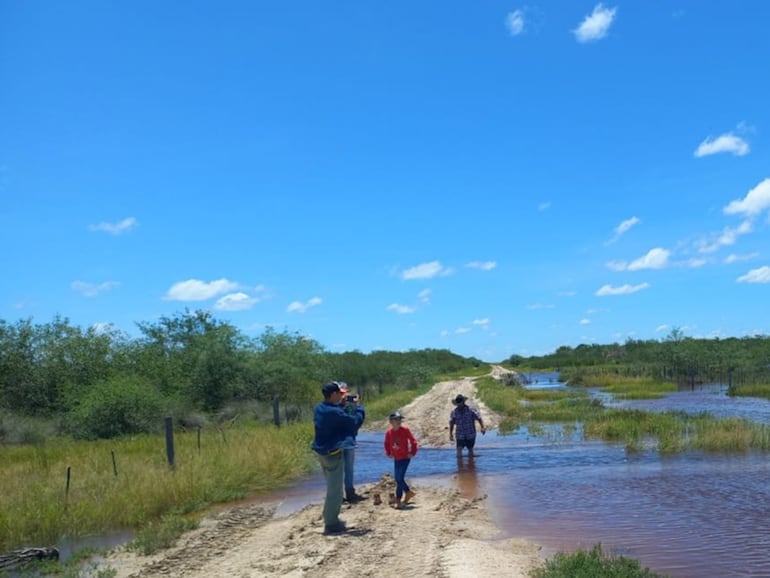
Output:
[728, 383, 770, 400]
[0, 422, 314, 551]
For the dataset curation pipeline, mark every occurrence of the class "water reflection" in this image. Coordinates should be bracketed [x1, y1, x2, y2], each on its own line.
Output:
[454, 455, 480, 499]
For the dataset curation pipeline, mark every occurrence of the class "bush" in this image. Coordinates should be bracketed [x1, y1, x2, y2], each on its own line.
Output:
[532, 544, 668, 578]
[67, 377, 165, 440]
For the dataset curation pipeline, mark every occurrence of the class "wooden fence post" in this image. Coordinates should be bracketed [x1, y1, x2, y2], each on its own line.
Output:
[165, 417, 175, 469]
[273, 395, 281, 427]
[65, 466, 71, 510]
[111, 450, 118, 477]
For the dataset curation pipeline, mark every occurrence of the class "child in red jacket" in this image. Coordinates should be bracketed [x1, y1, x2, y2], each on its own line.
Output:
[384, 411, 418, 509]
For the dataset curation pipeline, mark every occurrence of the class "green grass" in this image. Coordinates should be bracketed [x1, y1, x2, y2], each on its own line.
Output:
[531, 543, 669, 578]
[728, 383, 770, 400]
[0, 421, 314, 552]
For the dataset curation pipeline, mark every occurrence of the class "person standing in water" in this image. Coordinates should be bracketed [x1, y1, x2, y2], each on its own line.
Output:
[448, 394, 486, 458]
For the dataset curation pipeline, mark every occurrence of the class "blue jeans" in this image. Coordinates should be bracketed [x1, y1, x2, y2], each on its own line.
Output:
[393, 458, 411, 499]
[317, 450, 344, 527]
[343, 448, 355, 496]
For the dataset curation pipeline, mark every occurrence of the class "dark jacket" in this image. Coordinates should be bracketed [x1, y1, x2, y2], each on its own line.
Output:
[311, 401, 365, 455]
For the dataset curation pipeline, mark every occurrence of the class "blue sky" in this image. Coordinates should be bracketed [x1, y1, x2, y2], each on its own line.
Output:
[2, 2, 769, 361]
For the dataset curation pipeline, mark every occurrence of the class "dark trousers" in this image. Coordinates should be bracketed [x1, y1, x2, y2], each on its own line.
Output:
[393, 458, 411, 499]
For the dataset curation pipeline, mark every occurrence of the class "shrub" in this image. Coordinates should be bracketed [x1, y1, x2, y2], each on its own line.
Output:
[67, 377, 165, 440]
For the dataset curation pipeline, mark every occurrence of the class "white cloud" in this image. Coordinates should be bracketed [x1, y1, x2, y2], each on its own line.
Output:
[71, 280, 120, 297]
[286, 297, 321, 313]
[538, 201, 551, 211]
[215, 292, 257, 311]
[506, 9, 525, 36]
[685, 257, 708, 268]
[737, 266, 770, 284]
[440, 329, 450, 337]
[580, 318, 591, 325]
[386, 303, 416, 314]
[287, 297, 322, 313]
[418, 288, 431, 304]
[629, 248, 670, 270]
[656, 324, 670, 333]
[608, 248, 670, 271]
[527, 303, 555, 310]
[472, 318, 490, 327]
[455, 327, 471, 334]
[607, 216, 640, 244]
[596, 282, 650, 296]
[724, 252, 759, 264]
[697, 220, 753, 253]
[89, 217, 137, 235]
[694, 133, 750, 157]
[723, 178, 770, 218]
[401, 261, 453, 280]
[165, 278, 238, 301]
[574, 3, 617, 43]
[466, 260, 497, 271]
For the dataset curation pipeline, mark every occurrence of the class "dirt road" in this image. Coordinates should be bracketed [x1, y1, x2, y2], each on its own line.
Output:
[100, 367, 542, 577]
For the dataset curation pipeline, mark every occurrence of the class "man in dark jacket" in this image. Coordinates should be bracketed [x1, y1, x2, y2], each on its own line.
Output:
[311, 381, 365, 535]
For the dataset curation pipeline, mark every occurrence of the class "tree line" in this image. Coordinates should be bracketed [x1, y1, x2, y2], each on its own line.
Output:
[0, 310, 482, 441]
[507, 328, 770, 388]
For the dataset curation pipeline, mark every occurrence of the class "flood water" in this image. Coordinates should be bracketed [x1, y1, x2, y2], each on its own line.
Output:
[275, 375, 770, 578]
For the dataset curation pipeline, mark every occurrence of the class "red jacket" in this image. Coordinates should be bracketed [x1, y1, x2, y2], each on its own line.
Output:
[384, 426, 418, 460]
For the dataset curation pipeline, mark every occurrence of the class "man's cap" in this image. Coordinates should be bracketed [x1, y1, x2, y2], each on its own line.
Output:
[452, 394, 468, 405]
[322, 381, 342, 397]
[389, 411, 404, 420]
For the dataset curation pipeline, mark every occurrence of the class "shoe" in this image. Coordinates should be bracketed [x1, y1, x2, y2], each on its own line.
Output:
[402, 490, 416, 505]
[345, 493, 365, 503]
[392, 500, 403, 510]
[387, 493, 397, 505]
[323, 521, 348, 535]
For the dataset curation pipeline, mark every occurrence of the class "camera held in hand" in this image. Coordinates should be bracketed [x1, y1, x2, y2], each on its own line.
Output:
[346, 394, 357, 403]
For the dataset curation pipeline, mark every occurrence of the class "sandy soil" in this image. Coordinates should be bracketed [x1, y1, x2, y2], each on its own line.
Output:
[99, 366, 544, 578]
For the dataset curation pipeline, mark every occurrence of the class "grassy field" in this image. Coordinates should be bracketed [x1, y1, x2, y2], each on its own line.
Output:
[0, 422, 314, 552]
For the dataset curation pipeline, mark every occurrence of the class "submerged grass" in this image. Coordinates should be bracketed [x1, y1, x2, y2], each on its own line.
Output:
[478, 375, 770, 454]
[0, 422, 314, 552]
